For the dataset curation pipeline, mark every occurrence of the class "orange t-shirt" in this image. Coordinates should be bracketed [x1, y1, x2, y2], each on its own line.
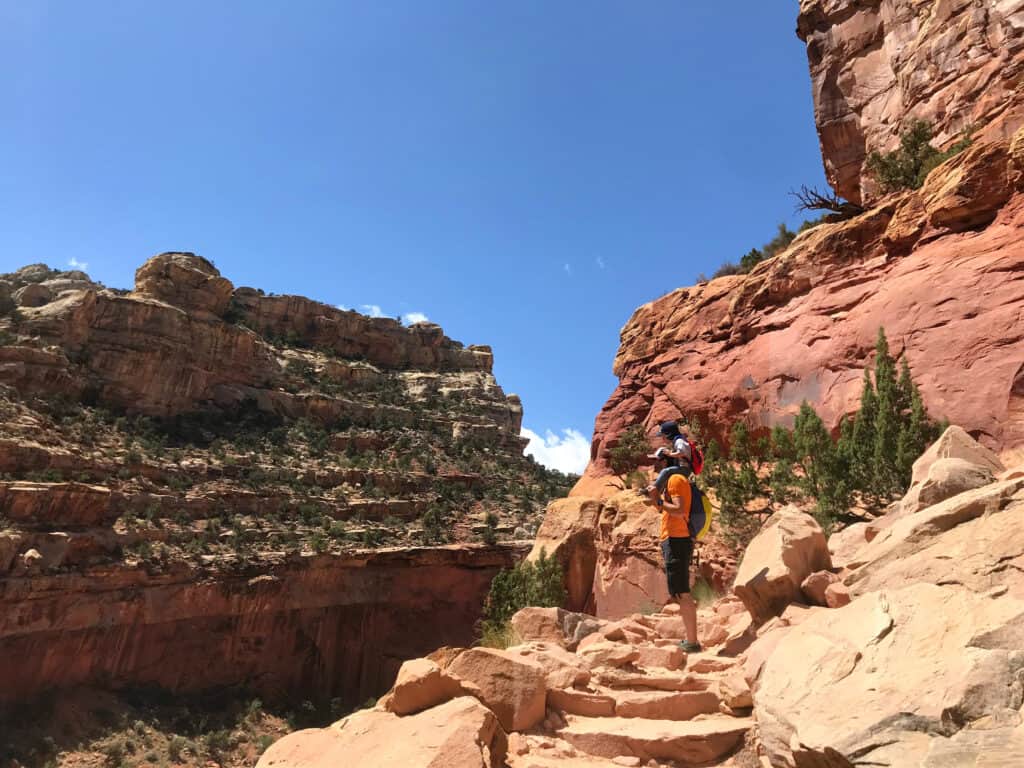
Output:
[659, 473, 692, 540]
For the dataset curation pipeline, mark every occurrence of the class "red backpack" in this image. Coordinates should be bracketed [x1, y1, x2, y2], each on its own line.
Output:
[689, 439, 705, 475]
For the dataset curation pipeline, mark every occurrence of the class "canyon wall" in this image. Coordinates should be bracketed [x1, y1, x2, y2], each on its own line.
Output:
[797, 0, 1024, 204]
[572, 4, 1024, 497]
[0, 254, 569, 709]
[0, 542, 524, 710]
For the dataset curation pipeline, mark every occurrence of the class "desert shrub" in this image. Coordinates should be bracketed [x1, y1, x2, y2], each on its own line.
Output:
[479, 549, 565, 642]
[481, 511, 499, 545]
[866, 119, 972, 192]
[706, 328, 938, 537]
[712, 260, 743, 278]
[607, 424, 650, 483]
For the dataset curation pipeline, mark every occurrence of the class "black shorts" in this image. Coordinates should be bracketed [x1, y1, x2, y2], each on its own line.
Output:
[661, 536, 693, 597]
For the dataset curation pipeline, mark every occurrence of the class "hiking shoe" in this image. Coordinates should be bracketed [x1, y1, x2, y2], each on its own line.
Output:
[679, 641, 702, 653]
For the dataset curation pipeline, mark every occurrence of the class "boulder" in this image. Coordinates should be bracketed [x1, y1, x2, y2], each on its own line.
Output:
[911, 457, 996, 512]
[447, 648, 547, 732]
[717, 671, 752, 710]
[921, 140, 1013, 231]
[910, 426, 1004, 488]
[546, 687, 616, 718]
[799, 570, 838, 607]
[557, 715, 752, 764]
[633, 644, 683, 671]
[577, 640, 639, 670]
[733, 508, 832, 624]
[528, 497, 602, 612]
[256, 696, 505, 768]
[13, 283, 52, 308]
[845, 477, 1024, 600]
[612, 690, 720, 721]
[379, 658, 466, 716]
[134, 252, 234, 317]
[503, 643, 590, 689]
[755, 583, 1024, 768]
[824, 582, 851, 609]
[826, 522, 871, 567]
[508, 607, 602, 651]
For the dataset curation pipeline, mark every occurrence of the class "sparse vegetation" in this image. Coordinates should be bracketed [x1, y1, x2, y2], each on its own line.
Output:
[711, 222, 799, 279]
[866, 119, 972, 193]
[0, 688, 297, 768]
[608, 424, 651, 488]
[703, 327, 940, 542]
[479, 548, 566, 646]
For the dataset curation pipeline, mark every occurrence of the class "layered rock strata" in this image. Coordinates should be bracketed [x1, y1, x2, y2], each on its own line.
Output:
[0, 254, 569, 710]
[0, 544, 524, 710]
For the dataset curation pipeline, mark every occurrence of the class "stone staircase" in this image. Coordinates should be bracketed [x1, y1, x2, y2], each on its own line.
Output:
[504, 606, 755, 767]
[258, 599, 759, 768]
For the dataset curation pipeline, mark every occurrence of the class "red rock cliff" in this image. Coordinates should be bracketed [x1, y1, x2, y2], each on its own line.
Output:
[798, 0, 1024, 204]
[574, 129, 1024, 498]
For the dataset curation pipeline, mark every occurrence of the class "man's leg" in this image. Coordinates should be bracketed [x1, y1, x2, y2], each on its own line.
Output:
[677, 592, 698, 645]
[673, 537, 700, 650]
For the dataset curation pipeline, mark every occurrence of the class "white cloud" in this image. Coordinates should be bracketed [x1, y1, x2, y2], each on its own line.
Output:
[596, 256, 606, 270]
[336, 304, 349, 311]
[360, 304, 384, 318]
[521, 427, 590, 475]
[563, 263, 572, 276]
[403, 311, 429, 325]
[68, 257, 89, 271]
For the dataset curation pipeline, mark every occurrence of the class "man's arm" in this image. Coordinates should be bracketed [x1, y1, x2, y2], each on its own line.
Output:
[662, 495, 688, 518]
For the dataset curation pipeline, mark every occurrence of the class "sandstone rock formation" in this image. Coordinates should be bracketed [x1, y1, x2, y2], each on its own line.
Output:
[258, 606, 759, 768]
[0, 254, 573, 710]
[530, 490, 737, 618]
[733, 508, 832, 624]
[575, 129, 1024, 498]
[741, 431, 1024, 765]
[797, 0, 1024, 203]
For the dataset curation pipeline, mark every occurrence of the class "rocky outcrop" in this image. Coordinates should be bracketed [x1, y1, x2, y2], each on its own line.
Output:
[756, 583, 1024, 767]
[0, 254, 570, 713]
[740, 430, 1024, 765]
[575, 133, 1024, 498]
[259, 695, 507, 768]
[259, 606, 758, 768]
[733, 508, 832, 625]
[797, 0, 1024, 203]
[1, 254, 523, 439]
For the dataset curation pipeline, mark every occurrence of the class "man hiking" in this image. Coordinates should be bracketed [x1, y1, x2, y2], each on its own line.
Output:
[652, 449, 701, 653]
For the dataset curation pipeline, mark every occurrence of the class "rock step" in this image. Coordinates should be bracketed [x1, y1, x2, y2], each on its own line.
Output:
[593, 667, 716, 692]
[557, 714, 753, 764]
[610, 689, 722, 721]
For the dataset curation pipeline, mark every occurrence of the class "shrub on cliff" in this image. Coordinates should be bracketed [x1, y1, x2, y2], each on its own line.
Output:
[866, 119, 972, 192]
[608, 424, 651, 488]
[479, 549, 565, 647]
[712, 222, 798, 279]
[706, 328, 939, 537]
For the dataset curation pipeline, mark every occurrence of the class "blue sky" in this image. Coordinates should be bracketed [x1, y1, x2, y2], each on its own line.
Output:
[1, 2, 827, 474]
